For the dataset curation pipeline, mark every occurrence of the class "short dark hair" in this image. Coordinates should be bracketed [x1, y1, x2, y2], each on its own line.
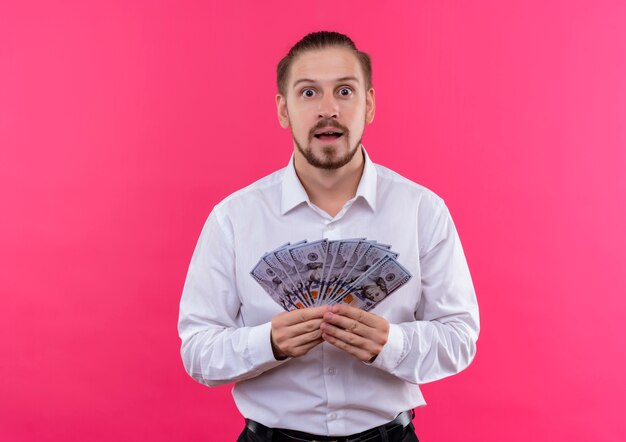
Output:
[276, 31, 372, 96]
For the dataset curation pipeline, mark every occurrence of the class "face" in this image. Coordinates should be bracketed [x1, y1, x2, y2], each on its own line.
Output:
[276, 46, 375, 170]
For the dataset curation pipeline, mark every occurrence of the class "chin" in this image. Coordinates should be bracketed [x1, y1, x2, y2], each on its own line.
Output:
[294, 136, 361, 170]
[313, 146, 358, 170]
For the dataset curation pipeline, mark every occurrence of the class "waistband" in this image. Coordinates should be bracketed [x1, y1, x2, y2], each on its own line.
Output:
[245, 410, 414, 442]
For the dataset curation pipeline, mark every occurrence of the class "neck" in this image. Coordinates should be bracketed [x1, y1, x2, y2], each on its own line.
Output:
[294, 146, 365, 217]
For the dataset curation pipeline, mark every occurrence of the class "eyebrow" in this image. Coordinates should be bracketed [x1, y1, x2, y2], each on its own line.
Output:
[292, 76, 360, 89]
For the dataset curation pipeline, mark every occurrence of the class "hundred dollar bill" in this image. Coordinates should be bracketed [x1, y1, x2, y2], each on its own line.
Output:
[263, 246, 309, 308]
[324, 239, 370, 301]
[337, 257, 412, 311]
[326, 243, 399, 305]
[251, 238, 412, 311]
[288, 239, 328, 305]
[318, 239, 364, 305]
[274, 245, 314, 306]
[325, 240, 374, 301]
[250, 259, 302, 310]
[316, 240, 339, 305]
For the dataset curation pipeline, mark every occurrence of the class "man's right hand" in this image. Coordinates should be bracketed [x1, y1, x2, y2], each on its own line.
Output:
[270, 306, 326, 360]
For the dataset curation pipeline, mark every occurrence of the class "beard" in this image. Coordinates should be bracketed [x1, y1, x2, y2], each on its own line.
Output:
[292, 119, 362, 170]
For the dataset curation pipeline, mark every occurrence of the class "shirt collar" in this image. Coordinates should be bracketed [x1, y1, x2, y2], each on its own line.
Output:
[280, 154, 310, 215]
[280, 146, 378, 216]
[354, 147, 378, 212]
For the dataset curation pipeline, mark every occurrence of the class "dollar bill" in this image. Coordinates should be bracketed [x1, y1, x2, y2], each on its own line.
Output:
[251, 238, 412, 311]
[263, 248, 309, 308]
[250, 259, 302, 310]
[274, 245, 315, 306]
[326, 243, 398, 304]
[318, 239, 364, 305]
[324, 240, 369, 301]
[288, 239, 328, 305]
[336, 257, 412, 311]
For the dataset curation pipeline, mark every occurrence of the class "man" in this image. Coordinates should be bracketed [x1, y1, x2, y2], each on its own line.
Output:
[178, 31, 479, 442]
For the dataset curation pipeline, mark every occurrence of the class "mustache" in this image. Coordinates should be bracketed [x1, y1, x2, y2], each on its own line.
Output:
[308, 119, 350, 139]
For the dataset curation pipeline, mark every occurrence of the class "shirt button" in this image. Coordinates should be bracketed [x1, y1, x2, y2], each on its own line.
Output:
[329, 413, 337, 420]
[327, 367, 336, 375]
[327, 224, 335, 231]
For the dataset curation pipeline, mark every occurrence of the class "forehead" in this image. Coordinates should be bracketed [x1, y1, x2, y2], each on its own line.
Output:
[288, 46, 364, 87]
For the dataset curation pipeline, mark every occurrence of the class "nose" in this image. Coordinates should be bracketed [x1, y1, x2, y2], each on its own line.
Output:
[318, 92, 339, 119]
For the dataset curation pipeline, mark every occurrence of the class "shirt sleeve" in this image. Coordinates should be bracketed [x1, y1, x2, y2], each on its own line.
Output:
[178, 208, 287, 387]
[369, 198, 480, 384]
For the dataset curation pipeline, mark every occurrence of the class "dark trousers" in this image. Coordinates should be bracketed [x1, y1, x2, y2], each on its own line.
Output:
[237, 422, 419, 442]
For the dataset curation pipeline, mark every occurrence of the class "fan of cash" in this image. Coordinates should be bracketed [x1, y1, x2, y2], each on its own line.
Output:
[251, 239, 412, 312]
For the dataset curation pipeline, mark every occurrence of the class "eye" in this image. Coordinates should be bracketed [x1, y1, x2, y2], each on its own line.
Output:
[301, 88, 316, 98]
[338, 87, 353, 96]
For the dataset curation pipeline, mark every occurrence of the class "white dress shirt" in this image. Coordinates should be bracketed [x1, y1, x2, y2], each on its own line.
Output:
[178, 148, 479, 436]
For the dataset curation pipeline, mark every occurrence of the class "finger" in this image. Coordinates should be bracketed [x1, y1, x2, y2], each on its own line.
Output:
[284, 318, 324, 338]
[321, 322, 385, 357]
[271, 319, 322, 351]
[273, 323, 324, 358]
[321, 322, 369, 348]
[280, 306, 327, 326]
[323, 311, 366, 336]
[289, 338, 324, 357]
[288, 327, 323, 348]
[328, 304, 380, 328]
[321, 331, 372, 362]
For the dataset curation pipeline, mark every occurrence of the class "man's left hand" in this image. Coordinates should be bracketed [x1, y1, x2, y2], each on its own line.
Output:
[320, 304, 389, 363]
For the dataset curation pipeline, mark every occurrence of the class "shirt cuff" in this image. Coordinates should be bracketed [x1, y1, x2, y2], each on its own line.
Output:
[366, 323, 406, 372]
[246, 321, 290, 371]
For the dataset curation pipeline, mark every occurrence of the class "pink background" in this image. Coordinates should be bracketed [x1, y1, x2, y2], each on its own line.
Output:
[1, 1, 625, 441]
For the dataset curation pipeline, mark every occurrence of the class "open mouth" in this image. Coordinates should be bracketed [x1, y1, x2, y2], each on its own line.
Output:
[313, 130, 344, 141]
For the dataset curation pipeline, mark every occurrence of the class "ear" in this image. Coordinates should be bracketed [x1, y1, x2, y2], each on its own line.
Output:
[365, 88, 376, 124]
[276, 94, 290, 128]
